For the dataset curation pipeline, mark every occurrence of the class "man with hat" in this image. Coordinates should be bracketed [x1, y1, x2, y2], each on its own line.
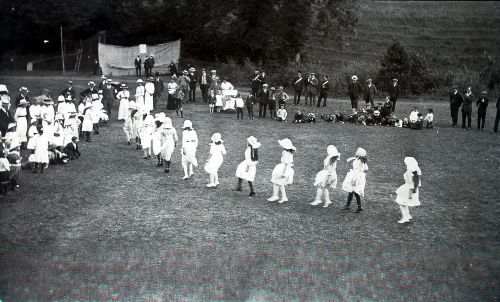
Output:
[61, 81, 76, 100]
[102, 79, 117, 119]
[153, 72, 164, 110]
[80, 81, 99, 99]
[388, 78, 401, 112]
[188, 67, 198, 102]
[134, 55, 142, 77]
[198, 68, 211, 102]
[449, 85, 463, 127]
[148, 55, 155, 77]
[317, 75, 330, 107]
[476, 91, 489, 131]
[364, 78, 379, 107]
[251, 69, 262, 96]
[145, 77, 155, 113]
[178, 70, 191, 103]
[348, 75, 362, 111]
[292, 71, 305, 105]
[98, 75, 107, 91]
[0, 85, 15, 137]
[258, 83, 270, 118]
[15, 87, 30, 107]
[306, 72, 318, 106]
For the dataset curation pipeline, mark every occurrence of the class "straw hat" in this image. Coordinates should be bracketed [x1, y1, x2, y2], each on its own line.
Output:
[210, 132, 223, 143]
[101, 75, 107, 79]
[88, 81, 95, 86]
[19, 87, 29, 93]
[43, 99, 54, 105]
[278, 138, 296, 151]
[136, 79, 144, 83]
[7, 123, 16, 130]
[55, 113, 64, 120]
[57, 95, 65, 103]
[182, 120, 193, 129]
[106, 79, 113, 83]
[128, 101, 137, 109]
[355, 147, 367, 157]
[120, 83, 128, 89]
[1, 98, 10, 105]
[247, 136, 261, 148]
[0, 84, 9, 93]
[327, 145, 340, 157]
[404, 157, 421, 174]
[351, 75, 358, 81]
[162, 117, 173, 129]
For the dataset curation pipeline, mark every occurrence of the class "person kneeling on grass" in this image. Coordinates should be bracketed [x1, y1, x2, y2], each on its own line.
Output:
[268, 139, 296, 204]
[293, 108, 304, 124]
[204, 133, 226, 188]
[341, 147, 368, 213]
[395, 157, 422, 224]
[306, 112, 316, 123]
[276, 105, 287, 122]
[311, 145, 339, 208]
[235, 136, 260, 197]
[63, 136, 81, 160]
[424, 108, 434, 129]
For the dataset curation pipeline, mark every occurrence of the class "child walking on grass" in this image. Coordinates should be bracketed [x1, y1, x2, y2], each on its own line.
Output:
[311, 145, 340, 208]
[204, 133, 226, 188]
[268, 139, 296, 204]
[341, 147, 368, 213]
[395, 157, 422, 223]
[235, 136, 260, 196]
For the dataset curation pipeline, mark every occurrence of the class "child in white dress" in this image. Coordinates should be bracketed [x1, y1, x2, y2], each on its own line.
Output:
[14, 99, 29, 148]
[276, 105, 287, 122]
[311, 145, 340, 208]
[160, 117, 178, 173]
[116, 84, 130, 121]
[123, 101, 136, 145]
[395, 157, 422, 223]
[268, 138, 296, 203]
[181, 120, 198, 179]
[204, 133, 226, 187]
[235, 136, 260, 196]
[140, 114, 155, 159]
[342, 147, 368, 213]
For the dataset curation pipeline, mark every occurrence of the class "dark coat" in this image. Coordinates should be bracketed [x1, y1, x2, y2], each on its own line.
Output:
[449, 91, 463, 109]
[292, 76, 305, 91]
[0, 108, 15, 137]
[101, 85, 116, 106]
[61, 87, 76, 100]
[134, 57, 141, 68]
[258, 89, 270, 104]
[198, 73, 211, 87]
[364, 84, 379, 102]
[63, 142, 81, 159]
[462, 93, 474, 113]
[80, 87, 99, 98]
[476, 97, 489, 114]
[154, 78, 164, 95]
[320, 80, 330, 94]
[251, 74, 261, 92]
[188, 73, 197, 89]
[388, 84, 401, 100]
[348, 81, 363, 99]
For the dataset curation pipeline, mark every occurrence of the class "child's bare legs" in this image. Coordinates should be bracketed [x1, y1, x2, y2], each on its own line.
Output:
[278, 185, 288, 203]
[267, 184, 279, 201]
[311, 187, 323, 205]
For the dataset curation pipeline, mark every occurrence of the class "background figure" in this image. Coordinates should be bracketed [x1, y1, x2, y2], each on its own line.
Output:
[292, 71, 305, 105]
[306, 73, 318, 106]
[388, 78, 401, 112]
[494, 96, 500, 133]
[317, 75, 329, 107]
[153, 72, 164, 111]
[134, 55, 142, 76]
[188, 67, 197, 102]
[348, 75, 362, 111]
[199, 69, 210, 102]
[449, 85, 463, 127]
[364, 79, 379, 107]
[462, 87, 473, 129]
[476, 91, 489, 131]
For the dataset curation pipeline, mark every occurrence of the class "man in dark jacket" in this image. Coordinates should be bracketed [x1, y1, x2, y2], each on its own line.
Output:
[250, 69, 261, 96]
[494, 96, 500, 133]
[153, 72, 164, 110]
[388, 78, 401, 112]
[364, 79, 379, 107]
[0, 98, 15, 137]
[462, 87, 473, 129]
[188, 67, 197, 102]
[144, 56, 150, 77]
[258, 84, 270, 118]
[102, 79, 117, 119]
[147, 55, 155, 77]
[198, 68, 211, 102]
[449, 85, 463, 127]
[476, 91, 489, 131]
[317, 75, 330, 107]
[306, 73, 318, 106]
[15, 87, 30, 108]
[348, 75, 362, 111]
[80, 81, 99, 99]
[134, 55, 142, 76]
[292, 71, 305, 105]
[61, 81, 76, 100]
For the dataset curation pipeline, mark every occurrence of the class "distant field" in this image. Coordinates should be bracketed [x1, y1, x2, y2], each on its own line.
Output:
[306, 1, 500, 72]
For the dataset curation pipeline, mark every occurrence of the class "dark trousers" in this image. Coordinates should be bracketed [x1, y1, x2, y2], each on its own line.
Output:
[306, 92, 316, 106]
[189, 88, 196, 102]
[85, 131, 91, 142]
[135, 66, 141, 76]
[247, 106, 254, 119]
[346, 192, 362, 208]
[350, 96, 359, 110]
[451, 107, 459, 126]
[106, 102, 112, 120]
[390, 97, 397, 112]
[317, 92, 328, 107]
[477, 112, 486, 130]
[494, 111, 500, 132]
[462, 111, 471, 128]
[259, 103, 267, 118]
[153, 93, 161, 110]
[294, 90, 302, 105]
[236, 107, 244, 119]
[365, 99, 375, 107]
[200, 84, 209, 102]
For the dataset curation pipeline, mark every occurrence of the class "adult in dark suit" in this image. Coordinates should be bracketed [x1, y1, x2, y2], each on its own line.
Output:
[61, 81, 76, 100]
[258, 84, 270, 118]
[462, 87, 473, 129]
[144, 56, 150, 77]
[15, 87, 30, 108]
[476, 91, 489, 131]
[388, 78, 401, 112]
[169, 61, 177, 76]
[63, 136, 81, 159]
[317, 75, 330, 107]
[198, 69, 211, 102]
[258, 70, 266, 91]
[306, 73, 318, 106]
[188, 67, 198, 102]
[134, 55, 142, 76]
[153, 72, 164, 110]
[80, 82, 99, 99]
[348, 75, 362, 111]
[449, 85, 463, 127]
[0, 98, 15, 137]
[102, 79, 117, 118]
[97, 75, 107, 91]
[292, 71, 305, 105]
[363, 79, 379, 107]
[250, 69, 261, 96]
[494, 96, 500, 133]
[147, 55, 155, 77]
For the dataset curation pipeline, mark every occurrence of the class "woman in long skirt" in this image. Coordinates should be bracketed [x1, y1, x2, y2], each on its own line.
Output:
[135, 79, 145, 109]
[311, 145, 340, 208]
[14, 99, 29, 148]
[140, 113, 155, 159]
[235, 136, 260, 196]
[268, 138, 296, 203]
[33, 127, 49, 173]
[160, 117, 178, 173]
[123, 101, 136, 145]
[395, 157, 422, 223]
[117, 84, 130, 121]
[341, 147, 368, 213]
[204, 133, 226, 188]
[181, 120, 198, 179]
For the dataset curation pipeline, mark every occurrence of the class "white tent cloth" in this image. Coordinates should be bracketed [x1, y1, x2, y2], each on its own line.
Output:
[98, 40, 181, 76]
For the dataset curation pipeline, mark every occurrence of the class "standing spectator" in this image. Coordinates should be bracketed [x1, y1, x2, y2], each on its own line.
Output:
[494, 95, 500, 133]
[462, 87, 473, 129]
[144, 56, 150, 77]
[135, 79, 145, 109]
[306, 73, 318, 106]
[210, 69, 218, 82]
[153, 72, 164, 111]
[348, 75, 362, 112]
[268, 87, 277, 119]
[102, 79, 117, 119]
[258, 70, 266, 91]
[292, 71, 305, 105]
[148, 55, 155, 76]
[246, 93, 255, 120]
[178, 70, 191, 103]
[0, 87, 15, 138]
[476, 91, 489, 131]
[61, 81, 76, 100]
[198, 68, 210, 103]
[166, 76, 179, 110]
[15, 87, 29, 107]
[364, 79, 379, 107]
[168, 61, 177, 76]
[235, 94, 245, 120]
[14, 99, 29, 148]
[93, 58, 100, 76]
[144, 77, 155, 113]
[134, 55, 142, 76]
[97, 75, 107, 91]
[250, 69, 261, 96]
[276, 86, 289, 109]
[449, 85, 463, 127]
[258, 84, 270, 118]
[388, 78, 401, 112]
[80, 81, 99, 99]
[116, 84, 130, 121]
[317, 75, 330, 107]
[188, 67, 198, 102]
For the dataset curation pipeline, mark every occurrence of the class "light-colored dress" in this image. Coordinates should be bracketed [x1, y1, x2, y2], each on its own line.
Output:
[395, 170, 421, 207]
[135, 85, 145, 108]
[116, 90, 130, 121]
[34, 133, 49, 164]
[82, 107, 94, 132]
[235, 146, 258, 182]
[144, 82, 155, 113]
[181, 130, 198, 166]
[314, 157, 338, 189]
[160, 127, 178, 161]
[140, 115, 155, 149]
[14, 107, 28, 143]
[204, 143, 226, 174]
[342, 158, 368, 196]
[271, 150, 294, 185]
[51, 121, 65, 147]
[27, 125, 38, 150]
[29, 104, 42, 122]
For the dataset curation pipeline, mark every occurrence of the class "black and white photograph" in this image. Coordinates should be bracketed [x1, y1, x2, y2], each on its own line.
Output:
[0, 0, 499, 300]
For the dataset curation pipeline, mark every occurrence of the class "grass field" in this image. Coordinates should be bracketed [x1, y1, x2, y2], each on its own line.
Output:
[0, 75, 499, 301]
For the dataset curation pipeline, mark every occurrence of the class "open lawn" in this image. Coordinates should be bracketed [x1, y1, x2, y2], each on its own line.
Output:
[0, 75, 499, 301]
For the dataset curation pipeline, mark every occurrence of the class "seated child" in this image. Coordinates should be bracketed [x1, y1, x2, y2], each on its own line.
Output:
[424, 108, 434, 128]
[276, 105, 287, 122]
[409, 107, 419, 123]
[48, 144, 68, 165]
[306, 113, 316, 123]
[293, 108, 304, 124]
[63, 136, 81, 160]
[320, 114, 335, 123]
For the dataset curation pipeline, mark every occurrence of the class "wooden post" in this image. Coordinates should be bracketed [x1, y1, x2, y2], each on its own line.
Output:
[60, 25, 65, 74]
